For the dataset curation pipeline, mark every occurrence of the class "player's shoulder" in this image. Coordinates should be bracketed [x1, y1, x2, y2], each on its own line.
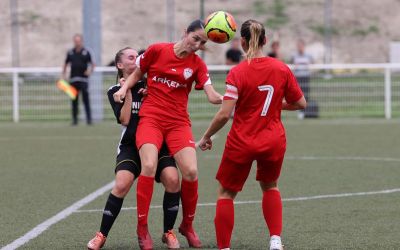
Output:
[107, 84, 121, 95]
[148, 42, 172, 51]
[67, 49, 74, 55]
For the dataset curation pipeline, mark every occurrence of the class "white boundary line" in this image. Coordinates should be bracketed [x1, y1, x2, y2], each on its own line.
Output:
[285, 156, 400, 162]
[0, 136, 217, 249]
[75, 188, 400, 213]
[0, 181, 115, 250]
[204, 154, 400, 162]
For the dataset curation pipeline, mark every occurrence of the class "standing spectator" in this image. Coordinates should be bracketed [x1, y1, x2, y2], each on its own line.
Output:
[62, 34, 95, 125]
[225, 37, 243, 65]
[267, 41, 283, 61]
[290, 39, 313, 103]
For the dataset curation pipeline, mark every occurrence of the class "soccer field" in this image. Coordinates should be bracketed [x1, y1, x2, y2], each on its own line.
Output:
[1, 119, 399, 249]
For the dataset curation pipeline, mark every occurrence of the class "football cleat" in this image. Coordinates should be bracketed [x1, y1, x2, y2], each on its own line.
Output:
[137, 225, 153, 250]
[87, 232, 106, 250]
[178, 224, 202, 248]
[269, 235, 283, 250]
[162, 229, 180, 249]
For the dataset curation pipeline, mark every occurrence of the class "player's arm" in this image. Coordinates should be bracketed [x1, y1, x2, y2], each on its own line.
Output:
[282, 96, 306, 110]
[203, 84, 223, 104]
[113, 67, 144, 103]
[118, 79, 132, 126]
[199, 99, 237, 151]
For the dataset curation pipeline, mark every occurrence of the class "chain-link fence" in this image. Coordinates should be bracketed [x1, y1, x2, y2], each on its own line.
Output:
[0, 64, 399, 122]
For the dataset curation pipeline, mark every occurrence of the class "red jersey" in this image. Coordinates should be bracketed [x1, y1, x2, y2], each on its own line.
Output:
[224, 57, 303, 151]
[136, 43, 210, 125]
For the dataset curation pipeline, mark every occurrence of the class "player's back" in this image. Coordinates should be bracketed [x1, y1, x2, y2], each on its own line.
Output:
[226, 57, 301, 151]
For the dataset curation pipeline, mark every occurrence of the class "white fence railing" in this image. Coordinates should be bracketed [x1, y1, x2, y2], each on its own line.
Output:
[0, 64, 399, 122]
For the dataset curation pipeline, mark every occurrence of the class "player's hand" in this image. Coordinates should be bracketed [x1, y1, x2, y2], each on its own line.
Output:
[113, 88, 126, 103]
[119, 78, 126, 86]
[138, 88, 148, 96]
[198, 136, 212, 151]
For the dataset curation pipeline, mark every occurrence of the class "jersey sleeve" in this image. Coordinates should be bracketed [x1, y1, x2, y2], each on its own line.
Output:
[224, 68, 239, 100]
[135, 44, 160, 74]
[285, 67, 304, 104]
[107, 85, 123, 124]
[194, 59, 211, 90]
[87, 50, 93, 64]
[65, 51, 71, 64]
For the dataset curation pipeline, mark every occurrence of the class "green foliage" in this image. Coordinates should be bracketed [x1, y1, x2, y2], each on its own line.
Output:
[352, 24, 380, 37]
[265, 0, 289, 30]
[309, 24, 339, 36]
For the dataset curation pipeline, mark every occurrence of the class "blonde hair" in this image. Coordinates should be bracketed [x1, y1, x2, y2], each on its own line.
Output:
[240, 20, 265, 60]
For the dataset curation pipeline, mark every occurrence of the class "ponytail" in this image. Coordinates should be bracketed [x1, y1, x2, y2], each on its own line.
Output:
[240, 19, 266, 60]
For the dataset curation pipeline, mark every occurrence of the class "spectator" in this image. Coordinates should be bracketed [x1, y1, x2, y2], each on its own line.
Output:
[290, 39, 313, 101]
[290, 39, 314, 118]
[62, 34, 95, 125]
[267, 41, 283, 61]
[225, 37, 243, 65]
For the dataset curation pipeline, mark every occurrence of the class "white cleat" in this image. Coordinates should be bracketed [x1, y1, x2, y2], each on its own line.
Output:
[269, 235, 283, 250]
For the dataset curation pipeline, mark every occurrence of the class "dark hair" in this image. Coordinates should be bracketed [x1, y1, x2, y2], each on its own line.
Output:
[138, 49, 146, 56]
[114, 47, 132, 82]
[240, 19, 266, 59]
[187, 19, 204, 33]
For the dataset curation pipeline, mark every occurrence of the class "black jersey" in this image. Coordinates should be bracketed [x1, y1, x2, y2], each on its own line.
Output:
[65, 48, 93, 83]
[107, 80, 145, 151]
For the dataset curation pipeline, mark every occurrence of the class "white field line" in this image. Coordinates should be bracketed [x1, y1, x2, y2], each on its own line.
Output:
[0, 136, 214, 250]
[0, 181, 115, 250]
[75, 188, 400, 213]
[203, 154, 400, 162]
[0, 135, 116, 141]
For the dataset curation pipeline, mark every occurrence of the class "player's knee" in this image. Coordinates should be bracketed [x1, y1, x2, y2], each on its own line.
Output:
[113, 178, 133, 197]
[163, 173, 180, 193]
[181, 167, 198, 181]
[141, 160, 157, 176]
[260, 181, 278, 192]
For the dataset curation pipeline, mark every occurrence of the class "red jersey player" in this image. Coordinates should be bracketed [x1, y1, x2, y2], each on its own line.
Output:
[198, 19, 307, 250]
[113, 20, 222, 250]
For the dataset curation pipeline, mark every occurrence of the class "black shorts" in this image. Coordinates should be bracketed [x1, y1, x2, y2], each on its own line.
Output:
[115, 143, 176, 183]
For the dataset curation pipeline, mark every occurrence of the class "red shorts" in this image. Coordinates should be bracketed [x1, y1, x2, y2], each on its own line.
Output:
[136, 116, 195, 156]
[216, 140, 286, 192]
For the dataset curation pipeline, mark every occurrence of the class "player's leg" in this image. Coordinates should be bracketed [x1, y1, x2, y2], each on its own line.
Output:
[156, 147, 180, 249]
[215, 185, 237, 250]
[81, 82, 92, 124]
[173, 147, 202, 248]
[214, 146, 252, 250]
[87, 151, 140, 250]
[256, 154, 285, 250]
[135, 118, 164, 250]
[165, 124, 201, 248]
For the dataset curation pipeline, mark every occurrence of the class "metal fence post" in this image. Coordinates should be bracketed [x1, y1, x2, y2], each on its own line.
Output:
[384, 67, 392, 119]
[12, 69, 20, 122]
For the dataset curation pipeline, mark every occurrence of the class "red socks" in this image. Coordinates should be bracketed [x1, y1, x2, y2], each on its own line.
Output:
[180, 179, 198, 227]
[214, 199, 234, 249]
[136, 175, 155, 230]
[262, 189, 282, 236]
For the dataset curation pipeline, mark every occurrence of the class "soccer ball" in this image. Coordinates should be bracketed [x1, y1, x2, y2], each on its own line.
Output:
[204, 11, 237, 44]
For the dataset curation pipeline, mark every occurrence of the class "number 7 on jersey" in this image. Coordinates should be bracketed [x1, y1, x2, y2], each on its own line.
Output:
[258, 85, 274, 116]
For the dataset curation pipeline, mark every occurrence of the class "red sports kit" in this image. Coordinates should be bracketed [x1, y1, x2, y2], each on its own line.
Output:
[135, 43, 210, 155]
[218, 57, 303, 191]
